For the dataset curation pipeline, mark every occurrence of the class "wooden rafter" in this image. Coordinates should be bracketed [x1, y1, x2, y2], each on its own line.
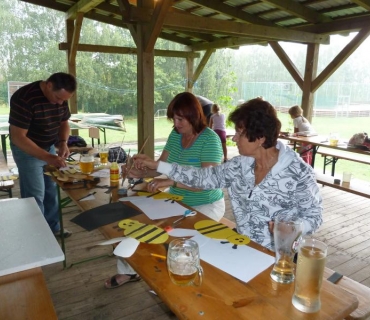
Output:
[164, 11, 329, 44]
[262, 0, 332, 24]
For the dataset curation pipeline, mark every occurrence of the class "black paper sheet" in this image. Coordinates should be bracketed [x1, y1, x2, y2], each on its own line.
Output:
[70, 202, 141, 231]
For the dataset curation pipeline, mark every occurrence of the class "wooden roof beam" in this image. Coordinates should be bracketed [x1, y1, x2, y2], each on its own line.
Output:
[59, 42, 200, 58]
[189, 0, 275, 26]
[164, 11, 330, 44]
[312, 26, 370, 92]
[351, 0, 370, 11]
[144, 0, 173, 52]
[263, 0, 332, 24]
[269, 41, 303, 89]
[295, 14, 370, 34]
[65, 0, 105, 20]
[190, 37, 267, 51]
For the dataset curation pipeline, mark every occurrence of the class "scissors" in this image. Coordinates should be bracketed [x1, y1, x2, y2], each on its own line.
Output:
[172, 209, 197, 228]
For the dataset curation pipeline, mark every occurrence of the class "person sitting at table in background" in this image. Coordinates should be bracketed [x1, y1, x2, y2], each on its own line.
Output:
[104, 91, 225, 289]
[9, 72, 76, 238]
[288, 105, 315, 165]
[209, 103, 228, 163]
[134, 98, 323, 251]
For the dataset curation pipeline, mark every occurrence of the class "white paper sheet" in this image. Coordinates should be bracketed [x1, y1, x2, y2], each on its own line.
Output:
[191, 234, 275, 283]
[90, 168, 110, 178]
[127, 197, 188, 220]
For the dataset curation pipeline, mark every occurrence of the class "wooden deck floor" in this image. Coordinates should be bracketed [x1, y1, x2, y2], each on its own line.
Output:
[3, 160, 370, 319]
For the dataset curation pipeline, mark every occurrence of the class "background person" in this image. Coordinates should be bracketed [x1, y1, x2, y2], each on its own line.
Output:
[288, 105, 316, 165]
[9, 72, 76, 237]
[134, 98, 323, 251]
[105, 91, 225, 289]
[209, 103, 228, 162]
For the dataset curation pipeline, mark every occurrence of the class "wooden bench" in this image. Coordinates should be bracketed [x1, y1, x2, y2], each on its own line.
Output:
[315, 172, 370, 199]
[0, 151, 14, 198]
[220, 217, 370, 320]
[317, 148, 370, 176]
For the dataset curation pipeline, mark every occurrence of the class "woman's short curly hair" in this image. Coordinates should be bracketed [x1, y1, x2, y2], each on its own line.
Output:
[228, 98, 281, 148]
[167, 92, 207, 133]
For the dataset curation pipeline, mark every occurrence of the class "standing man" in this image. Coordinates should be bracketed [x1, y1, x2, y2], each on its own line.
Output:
[9, 72, 77, 237]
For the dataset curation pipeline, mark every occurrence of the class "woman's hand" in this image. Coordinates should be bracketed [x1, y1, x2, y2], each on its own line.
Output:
[121, 162, 146, 179]
[147, 179, 173, 192]
[133, 154, 158, 170]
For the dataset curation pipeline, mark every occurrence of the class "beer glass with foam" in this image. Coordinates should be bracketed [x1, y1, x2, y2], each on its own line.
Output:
[270, 213, 303, 284]
[98, 144, 109, 165]
[292, 237, 327, 313]
[167, 238, 203, 287]
[79, 153, 94, 174]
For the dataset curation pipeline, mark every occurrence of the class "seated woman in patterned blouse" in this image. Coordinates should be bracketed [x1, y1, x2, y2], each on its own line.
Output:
[134, 98, 323, 251]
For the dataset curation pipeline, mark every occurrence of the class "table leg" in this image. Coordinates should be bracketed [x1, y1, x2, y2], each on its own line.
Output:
[311, 146, 318, 168]
[1, 134, 7, 162]
[56, 185, 67, 269]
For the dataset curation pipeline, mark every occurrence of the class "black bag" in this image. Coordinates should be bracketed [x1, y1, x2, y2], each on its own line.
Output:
[108, 147, 127, 163]
[67, 135, 87, 147]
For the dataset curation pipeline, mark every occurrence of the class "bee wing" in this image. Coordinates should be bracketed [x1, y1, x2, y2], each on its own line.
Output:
[167, 228, 200, 237]
[94, 237, 127, 246]
[113, 237, 140, 258]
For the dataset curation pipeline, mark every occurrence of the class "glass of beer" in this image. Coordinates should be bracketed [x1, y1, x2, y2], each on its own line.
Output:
[98, 144, 109, 165]
[270, 213, 303, 284]
[167, 238, 203, 287]
[79, 153, 94, 174]
[292, 237, 327, 313]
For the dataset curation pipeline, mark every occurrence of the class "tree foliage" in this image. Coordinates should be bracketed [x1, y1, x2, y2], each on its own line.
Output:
[1, 0, 370, 113]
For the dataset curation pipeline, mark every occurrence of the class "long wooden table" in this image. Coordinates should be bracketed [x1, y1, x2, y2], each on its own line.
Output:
[279, 135, 370, 168]
[57, 175, 359, 320]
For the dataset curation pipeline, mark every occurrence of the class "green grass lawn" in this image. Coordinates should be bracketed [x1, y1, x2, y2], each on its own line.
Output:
[1, 105, 370, 181]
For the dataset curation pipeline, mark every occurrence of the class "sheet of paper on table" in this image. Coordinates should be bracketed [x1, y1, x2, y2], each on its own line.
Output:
[126, 197, 188, 219]
[90, 168, 110, 178]
[192, 234, 275, 283]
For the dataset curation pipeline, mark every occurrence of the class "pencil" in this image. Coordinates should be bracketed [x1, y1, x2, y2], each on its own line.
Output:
[150, 253, 166, 259]
[124, 136, 149, 186]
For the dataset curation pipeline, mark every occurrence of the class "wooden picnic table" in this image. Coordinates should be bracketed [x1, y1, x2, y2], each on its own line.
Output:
[55, 174, 359, 320]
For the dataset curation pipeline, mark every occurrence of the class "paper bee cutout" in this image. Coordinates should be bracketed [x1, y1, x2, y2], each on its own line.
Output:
[194, 220, 250, 249]
[118, 219, 169, 244]
[113, 219, 169, 258]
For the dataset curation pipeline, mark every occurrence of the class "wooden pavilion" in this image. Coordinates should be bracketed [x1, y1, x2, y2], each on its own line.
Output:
[19, 0, 370, 156]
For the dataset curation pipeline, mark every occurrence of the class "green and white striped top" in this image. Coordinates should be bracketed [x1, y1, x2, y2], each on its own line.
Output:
[164, 128, 224, 207]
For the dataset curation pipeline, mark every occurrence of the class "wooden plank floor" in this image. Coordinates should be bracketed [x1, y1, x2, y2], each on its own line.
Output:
[3, 152, 370, 319]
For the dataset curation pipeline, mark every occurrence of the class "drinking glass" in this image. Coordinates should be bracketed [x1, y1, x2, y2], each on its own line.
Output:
[329, 133, 339, 147]
[79, 153, 94, 174]
[270, 213, 303, 284]
[98, 144, 109, 165]
[292, 237, 327, 313]
[167, 238, 203, 287]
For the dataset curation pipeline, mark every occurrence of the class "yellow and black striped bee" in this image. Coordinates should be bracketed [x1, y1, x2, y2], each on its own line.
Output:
[118, 219, 169, 244]
[194, 220, 250, 249]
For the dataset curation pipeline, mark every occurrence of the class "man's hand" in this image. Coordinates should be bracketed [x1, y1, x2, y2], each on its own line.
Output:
[47, 154, 67, 168]
[57, 141, 70, 158]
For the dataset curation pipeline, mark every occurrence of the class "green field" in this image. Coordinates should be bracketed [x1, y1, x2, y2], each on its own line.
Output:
[1, 105, 370, 182]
